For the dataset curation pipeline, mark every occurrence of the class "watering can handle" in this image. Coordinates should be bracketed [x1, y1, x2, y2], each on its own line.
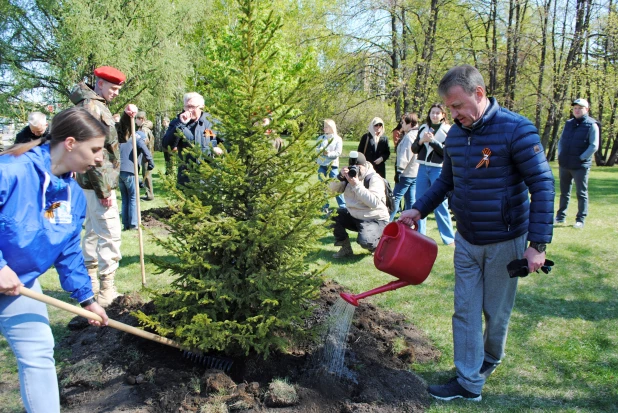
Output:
[377, 221, 419, 262]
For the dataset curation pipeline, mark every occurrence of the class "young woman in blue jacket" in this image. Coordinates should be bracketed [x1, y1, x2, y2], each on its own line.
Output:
[0, 107, 110, 413]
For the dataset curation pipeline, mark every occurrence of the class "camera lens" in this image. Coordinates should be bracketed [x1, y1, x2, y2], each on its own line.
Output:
[348, 166, 357, 178]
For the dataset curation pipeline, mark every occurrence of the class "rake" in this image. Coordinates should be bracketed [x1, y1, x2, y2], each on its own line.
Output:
[19, 286, 233, 372]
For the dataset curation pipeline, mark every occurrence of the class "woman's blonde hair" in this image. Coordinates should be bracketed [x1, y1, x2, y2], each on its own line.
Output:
[323, 119, 341, 139]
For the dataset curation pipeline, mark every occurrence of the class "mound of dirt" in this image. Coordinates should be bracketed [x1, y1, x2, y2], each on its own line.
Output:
[57, 281, 439, 412]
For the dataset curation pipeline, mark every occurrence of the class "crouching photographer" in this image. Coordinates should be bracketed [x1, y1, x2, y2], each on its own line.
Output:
[329, 151, 389, 258]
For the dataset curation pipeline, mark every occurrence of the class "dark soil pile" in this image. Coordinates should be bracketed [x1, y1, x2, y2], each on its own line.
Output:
[58, 281, 439, 413]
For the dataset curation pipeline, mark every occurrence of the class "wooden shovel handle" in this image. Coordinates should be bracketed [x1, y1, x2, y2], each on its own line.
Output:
[19, 286, 183, 350]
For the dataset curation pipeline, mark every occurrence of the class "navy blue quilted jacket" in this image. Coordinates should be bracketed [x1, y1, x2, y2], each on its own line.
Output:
[413, 98, 554, 245]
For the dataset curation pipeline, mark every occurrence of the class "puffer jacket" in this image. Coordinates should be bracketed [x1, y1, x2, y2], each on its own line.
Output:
[413, 98, 554, 245]
[70, 82, 130, 198]
[0, 144, 94, 303]
[329, 163, 389, 221]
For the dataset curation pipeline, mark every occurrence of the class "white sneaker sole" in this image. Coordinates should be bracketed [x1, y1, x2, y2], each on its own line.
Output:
[429, 393, 482, 402]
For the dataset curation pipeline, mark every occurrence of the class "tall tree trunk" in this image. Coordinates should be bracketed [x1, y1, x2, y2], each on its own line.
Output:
[391, 10, 402, 120]
[504, 0, 528, 110]
[545, 0, 591, 159]
[535, 0, 551, 131]
[411, 0, 439, 115]
[401, 6, 411, 114]
[488, 0, 498, 95]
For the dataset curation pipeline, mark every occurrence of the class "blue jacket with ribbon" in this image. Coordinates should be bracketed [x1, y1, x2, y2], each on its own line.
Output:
[0, 144, 93, 303]
[412, 98, 555, 245]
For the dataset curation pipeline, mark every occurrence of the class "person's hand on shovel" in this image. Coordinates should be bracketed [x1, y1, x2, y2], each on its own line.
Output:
[83, 301, 109, 327]
[398, 208, 421, 230]
[0, 265, 23, 296]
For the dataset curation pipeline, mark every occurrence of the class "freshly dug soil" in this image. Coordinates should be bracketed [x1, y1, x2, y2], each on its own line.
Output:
[58, 281, 440, 413]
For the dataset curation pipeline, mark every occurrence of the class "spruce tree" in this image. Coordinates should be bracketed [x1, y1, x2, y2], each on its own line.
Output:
[136, 0, 328, 357]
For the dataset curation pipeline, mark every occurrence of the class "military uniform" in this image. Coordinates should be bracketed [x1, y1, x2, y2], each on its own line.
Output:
[69, 80, 129, 307]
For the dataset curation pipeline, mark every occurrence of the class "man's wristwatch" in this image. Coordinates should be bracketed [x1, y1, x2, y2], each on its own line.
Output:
[529, 242, 547, 253]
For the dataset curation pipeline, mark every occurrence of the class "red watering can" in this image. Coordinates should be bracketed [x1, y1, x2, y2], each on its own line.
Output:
[340, 221, 438, 306]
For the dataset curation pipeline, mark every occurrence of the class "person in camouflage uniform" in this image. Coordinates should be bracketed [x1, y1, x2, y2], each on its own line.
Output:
[69, 66, 137, 307]
[136, 111, 155, 200]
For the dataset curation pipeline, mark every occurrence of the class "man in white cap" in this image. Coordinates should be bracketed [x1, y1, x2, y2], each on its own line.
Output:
[555, 98, 599, 229]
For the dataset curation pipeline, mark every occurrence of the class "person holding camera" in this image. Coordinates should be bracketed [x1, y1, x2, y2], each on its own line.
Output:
[400, 65, 554, 402]
[412, 103, 455, 245]
[329, 151, 389, 258]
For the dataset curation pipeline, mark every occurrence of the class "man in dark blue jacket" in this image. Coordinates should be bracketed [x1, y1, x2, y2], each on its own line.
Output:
[400, 65, 554, 402]
[555, 98, 599, 229]
[162, 92, 223, 186]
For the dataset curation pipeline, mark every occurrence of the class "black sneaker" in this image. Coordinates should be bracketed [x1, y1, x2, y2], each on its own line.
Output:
[427, 377, 482, 402]
[480, 360, 499, 378]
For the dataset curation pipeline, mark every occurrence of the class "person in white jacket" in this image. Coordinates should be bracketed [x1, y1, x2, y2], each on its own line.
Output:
[390, 113, 420, 221]
[328, 152, 389, 258]
[316, 119, 345, 211]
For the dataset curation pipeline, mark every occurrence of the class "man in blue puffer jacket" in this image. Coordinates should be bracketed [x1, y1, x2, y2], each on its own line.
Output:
[400, 65, 554, 401]
[555, 98, 599, 229]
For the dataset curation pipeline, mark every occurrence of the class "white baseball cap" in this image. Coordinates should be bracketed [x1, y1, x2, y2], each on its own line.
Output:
[572, 98, 589, 108]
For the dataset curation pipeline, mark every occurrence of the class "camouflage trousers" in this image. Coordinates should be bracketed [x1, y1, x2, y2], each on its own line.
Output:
[82, 190, 122, 276]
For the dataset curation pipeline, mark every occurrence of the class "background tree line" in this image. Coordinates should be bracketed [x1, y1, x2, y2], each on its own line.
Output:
[2, 0, 617, 165]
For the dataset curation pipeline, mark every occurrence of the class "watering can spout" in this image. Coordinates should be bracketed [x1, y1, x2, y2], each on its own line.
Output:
[339, 280, 410, 307]
[338, 221, 438, 307]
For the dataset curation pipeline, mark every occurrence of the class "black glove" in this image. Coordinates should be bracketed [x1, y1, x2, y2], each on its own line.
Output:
[394, 171, 400, 184]
[507, 258, 555, 278]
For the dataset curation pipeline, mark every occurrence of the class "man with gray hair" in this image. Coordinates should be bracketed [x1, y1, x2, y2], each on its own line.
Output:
[162, 92, 223, 186]
[400, 64, 554, 401]
[14, 112, 49, 144]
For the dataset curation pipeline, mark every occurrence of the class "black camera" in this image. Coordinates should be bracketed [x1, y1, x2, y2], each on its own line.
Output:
[348, 165, 358, 178]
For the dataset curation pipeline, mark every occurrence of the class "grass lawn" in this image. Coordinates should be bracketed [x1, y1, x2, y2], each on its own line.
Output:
[1, 149, 617, 412]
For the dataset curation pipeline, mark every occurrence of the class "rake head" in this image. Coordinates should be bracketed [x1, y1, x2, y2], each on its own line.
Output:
[182, 350, 234, 372]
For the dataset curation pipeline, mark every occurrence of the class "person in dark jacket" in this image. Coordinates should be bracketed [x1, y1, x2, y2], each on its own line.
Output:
[400, 65, 554, 402]
[14, 112, 49, 145]
[0, 107, 110, 413]
[357, 117, 390, 178]
[411, 103, 455, 245]
[554, 98, 599, 229]
[162, 92, 223, 186]
[119, 131, 155, 230]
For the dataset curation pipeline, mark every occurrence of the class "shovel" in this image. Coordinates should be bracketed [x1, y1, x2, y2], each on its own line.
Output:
[19, 286, 233, 371]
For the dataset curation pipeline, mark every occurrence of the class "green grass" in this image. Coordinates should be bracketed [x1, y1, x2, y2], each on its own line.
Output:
[2, 149, 617, 412]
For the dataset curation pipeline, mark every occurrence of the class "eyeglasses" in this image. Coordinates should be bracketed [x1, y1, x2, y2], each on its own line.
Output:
[375, 123, 383, 127]
[184, 105, 201, 111]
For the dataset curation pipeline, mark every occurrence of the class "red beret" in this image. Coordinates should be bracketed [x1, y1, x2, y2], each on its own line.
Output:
[94, 66, 126, 85]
